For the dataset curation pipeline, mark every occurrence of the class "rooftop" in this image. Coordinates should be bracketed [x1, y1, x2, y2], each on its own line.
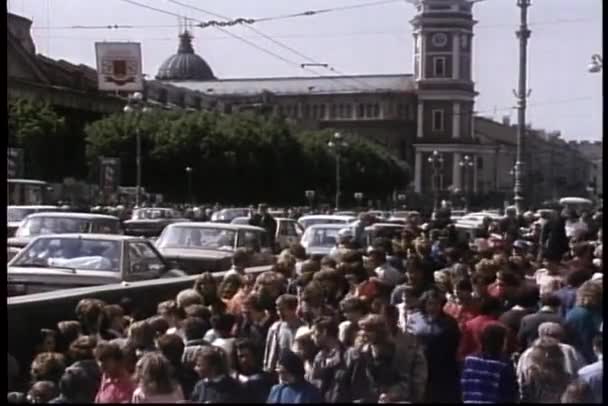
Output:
[166, 73, 416, 96]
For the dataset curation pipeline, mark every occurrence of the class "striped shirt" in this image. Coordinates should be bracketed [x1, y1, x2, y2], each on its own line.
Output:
[461, 354, 518, 403]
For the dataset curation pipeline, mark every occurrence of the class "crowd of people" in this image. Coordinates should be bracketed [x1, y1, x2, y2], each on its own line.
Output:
[7, 205, 603, 403]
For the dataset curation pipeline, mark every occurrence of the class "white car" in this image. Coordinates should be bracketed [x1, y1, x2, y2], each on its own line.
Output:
[300, 224, 346, 257]
[297, 215, 356, 230]
[7, 205, 60, 237]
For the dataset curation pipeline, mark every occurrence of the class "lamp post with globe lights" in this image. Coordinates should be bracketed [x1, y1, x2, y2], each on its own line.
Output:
[354, 192, 364, 208]
[459, 155, 475, 211]
[124, 92, 150, 208]
[327, 132, 348, 210]
[305, 190, 315, 211]
[588, 54, 603, 73]
[185, 166, 193, 205]
[427, 150, 444, 212]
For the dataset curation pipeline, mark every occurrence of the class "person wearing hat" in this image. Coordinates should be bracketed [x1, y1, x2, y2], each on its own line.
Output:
[267, 349, 322, 403]
[516, 322, 586, 384]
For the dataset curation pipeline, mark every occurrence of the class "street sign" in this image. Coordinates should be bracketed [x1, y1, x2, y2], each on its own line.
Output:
[95, 42, 143, 92]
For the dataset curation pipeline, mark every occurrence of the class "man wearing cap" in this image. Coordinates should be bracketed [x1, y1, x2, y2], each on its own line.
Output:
[516, 322, 586, 383]
[267, 349, 322, 403]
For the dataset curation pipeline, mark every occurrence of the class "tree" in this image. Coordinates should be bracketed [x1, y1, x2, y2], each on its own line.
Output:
[8, 98, 67, 180]
[85, 109, 410, 205]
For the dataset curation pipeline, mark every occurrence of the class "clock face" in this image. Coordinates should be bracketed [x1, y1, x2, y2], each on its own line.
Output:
[432, 32, 448, 48]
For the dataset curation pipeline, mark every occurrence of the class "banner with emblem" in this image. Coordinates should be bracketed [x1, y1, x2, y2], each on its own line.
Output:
[95, 42, 143, 92]
[99, 157, 121, 194]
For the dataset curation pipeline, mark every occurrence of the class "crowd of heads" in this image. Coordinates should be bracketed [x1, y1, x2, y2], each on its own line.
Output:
[7, 205, 603, 403]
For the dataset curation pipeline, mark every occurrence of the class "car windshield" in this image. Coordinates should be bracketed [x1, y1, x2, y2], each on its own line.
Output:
[157, 226, 237, 251]
[302, 228, 340, 247]
[12, 237, 121, 272]
[8, 208, 37, 223]
[15, 217, 119, 237]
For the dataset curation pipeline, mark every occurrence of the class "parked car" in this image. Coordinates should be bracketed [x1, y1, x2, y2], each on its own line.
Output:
[7, 234, 185, 296]
[365, 223, 406, 245]
[7, 212, 122, 262]
[231, 216, 303, 251]
[210, 208, 251, 223]
[123, 208, 189, 237]
[7, 205, 60, 237]
[389, 210, 420, 222]
[300, 224, 346, 256]
[155, 222, 274, 274]
[367, 210, 390, 221]
[297, 215, 356, 230]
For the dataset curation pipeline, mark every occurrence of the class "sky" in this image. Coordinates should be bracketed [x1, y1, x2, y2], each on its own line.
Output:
[9, 0, 603, 141]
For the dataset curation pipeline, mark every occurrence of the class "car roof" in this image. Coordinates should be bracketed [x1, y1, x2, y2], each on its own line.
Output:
[276, 217, 296, 222]
[367, 223, 405, 228]
[134, 207, 175, 211]
[167, 222, 265, 232]
[24, 212, 120, 220]
[299, 215, 355, 221]
[8, 205, 59, 210]
[28, 233, 141, 241]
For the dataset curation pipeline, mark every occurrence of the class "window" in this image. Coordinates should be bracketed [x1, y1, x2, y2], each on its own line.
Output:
[338, 104, 345, 118]
[127, 241, 165, 274]
[433, 56, 447, 77]
[432, 109, 444, 131]
[357, 104, 365, 118]
[302, 104, 310, 118]
[311, 104, 319, 118]
[372, 104, 380, 118]
[330, 104, 337, 119]
[345, 104, 352, 118]
[365, 104, 373, 118]
[477, 157, 483, 169]
[319, 104, 326, 118]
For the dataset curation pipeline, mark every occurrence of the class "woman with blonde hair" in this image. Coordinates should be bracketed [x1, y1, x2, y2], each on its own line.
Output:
[565, 280, 603, 363]
[520, 337, 572, 403]
[132, 352, 184, 403]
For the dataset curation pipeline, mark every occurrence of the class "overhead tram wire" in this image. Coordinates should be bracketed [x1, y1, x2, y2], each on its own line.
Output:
[165, 0, 385, 92]
[117, 0, 345, 84]
[120, 0, 371, 91]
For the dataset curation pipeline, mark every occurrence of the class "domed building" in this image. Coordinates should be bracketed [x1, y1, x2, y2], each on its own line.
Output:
[156, 31, 216, 81]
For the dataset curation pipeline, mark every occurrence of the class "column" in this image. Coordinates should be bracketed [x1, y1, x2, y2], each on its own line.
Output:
[415, 151, 422, 193]
[453, 152, 462, 190]
[453, 103, 461, 139]
[453, 33, 460, 79]
[420, 32, 427, 80]
[473, 154, 479, 193]
[417, 101, 424, 138]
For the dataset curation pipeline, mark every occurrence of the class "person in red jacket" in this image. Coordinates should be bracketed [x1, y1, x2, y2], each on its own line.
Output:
[458, 296, 515, 361]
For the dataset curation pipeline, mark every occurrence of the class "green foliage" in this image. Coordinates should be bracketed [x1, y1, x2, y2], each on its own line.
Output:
[85, 110, 409, 204]
[8, 98, 67, 180]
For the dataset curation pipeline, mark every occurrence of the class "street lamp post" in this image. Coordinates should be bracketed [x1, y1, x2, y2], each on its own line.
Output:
[427, 150, 444, 212]
[459, 155, 475, 211]
[124, 92, 150, 208]
[185, 166, 193, 205]
[588, 54, 603, 73]
[327, 132, 348, 210]
[305, 190, 315, 210]
[354, 192, 364, 208]
[513, 0, 532, 214]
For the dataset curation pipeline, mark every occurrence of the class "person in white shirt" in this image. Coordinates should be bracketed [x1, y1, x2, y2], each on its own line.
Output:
[367, 247, 404, 288]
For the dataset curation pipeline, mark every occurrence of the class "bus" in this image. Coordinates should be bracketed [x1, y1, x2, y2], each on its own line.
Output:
[7, 179, 50, 205]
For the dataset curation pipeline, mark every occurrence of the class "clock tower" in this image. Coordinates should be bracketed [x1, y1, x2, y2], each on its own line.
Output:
[410, 0, 482, 197]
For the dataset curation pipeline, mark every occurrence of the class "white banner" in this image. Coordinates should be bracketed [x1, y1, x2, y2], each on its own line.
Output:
[95, 42, 143, 92]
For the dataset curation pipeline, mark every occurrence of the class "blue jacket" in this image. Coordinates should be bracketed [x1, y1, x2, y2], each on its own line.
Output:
[267, 381, 322, 404]
[565, 306, 602, 364]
